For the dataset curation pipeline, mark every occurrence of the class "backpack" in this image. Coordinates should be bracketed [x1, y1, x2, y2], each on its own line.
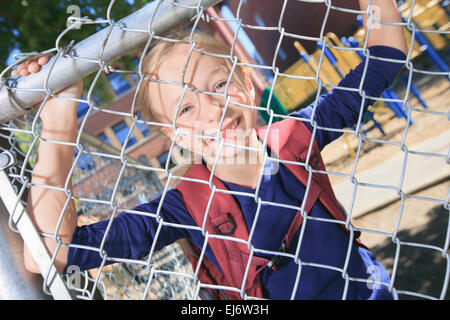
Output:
[175, 118, 366, 299]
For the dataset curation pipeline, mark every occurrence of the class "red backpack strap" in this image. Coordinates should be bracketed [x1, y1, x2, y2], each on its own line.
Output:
[282, 179, 321, 249]
[181, 239, 240, 300]
[176, 164, 267, 299]
[257, 118, 367, 260]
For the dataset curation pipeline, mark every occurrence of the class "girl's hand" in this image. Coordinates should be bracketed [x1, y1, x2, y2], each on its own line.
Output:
[12, 55, 84, 125]
[11, 55, 51, 77]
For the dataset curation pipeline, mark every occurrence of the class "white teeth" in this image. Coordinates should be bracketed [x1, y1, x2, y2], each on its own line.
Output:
[231, 120, 238, 130]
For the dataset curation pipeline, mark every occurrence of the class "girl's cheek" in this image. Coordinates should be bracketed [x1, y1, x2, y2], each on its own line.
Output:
[226, 84, 251, 104]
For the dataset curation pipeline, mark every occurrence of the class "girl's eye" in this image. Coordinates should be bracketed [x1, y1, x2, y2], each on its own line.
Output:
[215, 81, 227, 92]
[179, 105, 193, 116]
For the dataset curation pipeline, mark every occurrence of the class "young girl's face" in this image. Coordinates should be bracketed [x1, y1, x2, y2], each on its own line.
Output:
[148, 43, 258, 164]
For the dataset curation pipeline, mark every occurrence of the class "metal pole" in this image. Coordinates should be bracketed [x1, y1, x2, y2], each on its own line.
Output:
[0, 198, 52, 300]
[0, 0, 222, 124]
[0, 151, 72, 299]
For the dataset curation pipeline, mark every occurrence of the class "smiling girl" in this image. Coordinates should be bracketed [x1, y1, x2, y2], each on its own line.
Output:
[22, 0, 407, 300]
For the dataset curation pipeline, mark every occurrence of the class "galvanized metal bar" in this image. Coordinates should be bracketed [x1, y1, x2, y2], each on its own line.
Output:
[0, 198, 53, 300]
[0, 0, 222, 124]
[0, 152, 72, 299]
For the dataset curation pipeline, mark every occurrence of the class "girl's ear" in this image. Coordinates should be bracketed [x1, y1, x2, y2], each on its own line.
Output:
[160, 126, 170, 137]
[160, 126, 184, 148]
[160, 127, 174, 140]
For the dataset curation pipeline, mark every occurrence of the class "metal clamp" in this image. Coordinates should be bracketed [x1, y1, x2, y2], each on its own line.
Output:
[266, 241, 286, 271]
[0, 151, 15, 171]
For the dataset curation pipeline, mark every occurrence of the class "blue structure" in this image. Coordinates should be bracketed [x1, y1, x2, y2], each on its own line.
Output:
[343, 36, 412, 123]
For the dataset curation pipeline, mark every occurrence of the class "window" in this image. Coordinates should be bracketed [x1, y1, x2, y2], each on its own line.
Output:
[131, 57, 140, 84]
[136, 112, 150, 137]
[98, 132, 111, 145]
[77, 95, 99, 119]
[75, 150, 96, 172]
[77, 101, 90, 118]
[107, 72, 131, 96]
[112, 121, 136, 148]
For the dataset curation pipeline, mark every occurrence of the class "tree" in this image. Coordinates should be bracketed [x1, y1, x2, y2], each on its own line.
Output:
[0, 0, 152, 104]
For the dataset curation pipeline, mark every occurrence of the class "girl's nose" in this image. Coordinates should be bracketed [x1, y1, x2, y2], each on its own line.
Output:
[200, 99, 223, 124]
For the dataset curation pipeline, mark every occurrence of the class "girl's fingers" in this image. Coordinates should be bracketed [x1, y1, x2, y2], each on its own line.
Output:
[11, 54, 51, 77]
[12, 59, 33, 77]
[19, 68, 30, 77]
[17, 61, 27, 72]
[28, 61, 40, 73]
[37, 55, 50, 65]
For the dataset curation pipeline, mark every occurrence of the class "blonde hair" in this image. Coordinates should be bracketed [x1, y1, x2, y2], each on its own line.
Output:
[136, 28, 251, 123]
[136, 29, 253, 180]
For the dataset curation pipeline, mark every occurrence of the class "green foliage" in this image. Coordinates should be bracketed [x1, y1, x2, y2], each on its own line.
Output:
[12, 120, 41, 168]
[0, 0, 152, 105]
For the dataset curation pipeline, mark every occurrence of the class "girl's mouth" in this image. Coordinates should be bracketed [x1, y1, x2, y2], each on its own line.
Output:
[203, 117, 242, 145]
[220, 117, 241, 139]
